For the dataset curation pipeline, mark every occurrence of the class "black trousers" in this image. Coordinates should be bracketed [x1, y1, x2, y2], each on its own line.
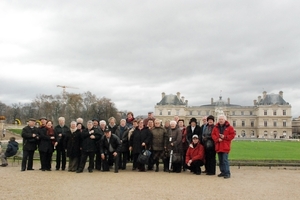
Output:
[205, 149, 216, 174]
[132, 153, 145, 170]
[185, 160, 204, 174]
[56, 149, 66, 170]
[95, 150, 102, 170]
[21, 150, 35, 170]
[78, 151, 95, 171]
[119, 151, 128, 169]
[40, 151, 53, 170]
[102, 152, 119, 172]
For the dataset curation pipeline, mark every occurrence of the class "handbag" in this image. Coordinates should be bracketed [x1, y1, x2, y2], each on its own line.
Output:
[172, 152, 182, 164]
[204, 139, 214, 150]
[137, 149, 152, 165]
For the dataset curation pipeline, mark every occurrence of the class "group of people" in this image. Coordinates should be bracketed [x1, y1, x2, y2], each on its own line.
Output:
[20, 111, 235, 178]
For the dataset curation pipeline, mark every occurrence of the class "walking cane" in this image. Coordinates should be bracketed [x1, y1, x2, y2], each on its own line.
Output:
[169, 149, 173, 172]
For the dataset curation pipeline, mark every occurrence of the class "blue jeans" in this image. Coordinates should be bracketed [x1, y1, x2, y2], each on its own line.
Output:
[218, 152, 230, 176]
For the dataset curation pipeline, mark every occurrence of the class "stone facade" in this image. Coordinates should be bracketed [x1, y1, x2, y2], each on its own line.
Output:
[155, 91, 292, 138]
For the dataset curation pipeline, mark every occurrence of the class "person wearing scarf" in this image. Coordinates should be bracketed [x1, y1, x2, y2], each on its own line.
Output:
[39, 120, 57, 171]
[185, 134, 205, 175]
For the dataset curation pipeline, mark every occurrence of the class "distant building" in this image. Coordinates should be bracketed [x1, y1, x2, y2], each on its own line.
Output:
[292, 117, 300, 138]
[155, 91, 292, 138]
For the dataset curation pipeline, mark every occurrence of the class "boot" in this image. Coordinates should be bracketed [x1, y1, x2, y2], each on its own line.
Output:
[155, 161, 159, 172]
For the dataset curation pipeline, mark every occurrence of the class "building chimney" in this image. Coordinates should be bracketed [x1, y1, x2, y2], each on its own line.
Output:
[254, 100, 257, 105]
[279, 91, 283, 98]
[211, 98, 214, 105]
[227, 98, 230, 105]
[162, 92, 165, 99]
[181, 96, 185, 102]
[177, 92, 180, 99]
[263, 91, 267, 99]
[185, 100, 188, 106]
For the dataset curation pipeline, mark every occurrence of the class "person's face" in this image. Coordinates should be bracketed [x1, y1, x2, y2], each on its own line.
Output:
[105, 131, 111, 138]
[28, 121, 35, 127]
[41, 119, 47, 125]
[164, 121, 170, 127]
[100, 123, 106, 129]
[138, 121, 144, 129]
[202, 118, 207, 124]
[127, 114, 133, 119]
[174, 116, 179, 121]
[147, 120, 154, 128]
[191, 122, 196, 127]
[77, 124, 82, 129]
[59, 119, 65, 126]
[93, 121, 99, 127]
[70, 123, 77, 129]
[46, 121, 52, 128]
[87, 123, 93, 129]
[218, 117, 225, 125]
[109, 119, 115, 125]
[148, 113, 153, 118]
[170, 123, 176, 129]
[192, 137, 199, 144]
[178, 121, 184, 127]
[133, 122, 138, 128]
[208, 119, 214, 125]
[154, 121, 161, 128]
[120, 120, 126, 127]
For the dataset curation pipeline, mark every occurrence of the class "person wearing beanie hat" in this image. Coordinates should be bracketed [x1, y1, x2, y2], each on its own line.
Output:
[202, 115, 216, 175]
[186, 118, 202, 145]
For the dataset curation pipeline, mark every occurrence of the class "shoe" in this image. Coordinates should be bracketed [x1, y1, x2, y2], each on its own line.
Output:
[1, 164, 8, 167]
[42, 169, 46, 171]
[27, 168, 35, 171]
[76, 170, 83, 173]
[195, 172, 201, 175]
[21, 169, 25, 171]
[114, 171, 118, 173]
[218, 173, 225, 177]
[206, 173, 215, 176]
[68, 169, 72, 172]
[88, 169, 93, 173]
[224, 175, 231, 179]
[62, 168, 65, 171]
[132, 168, 136, 171]
[155, 167, 159, 172]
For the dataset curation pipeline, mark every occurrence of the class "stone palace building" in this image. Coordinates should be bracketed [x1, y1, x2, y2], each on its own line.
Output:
[154, 91, 292, 138]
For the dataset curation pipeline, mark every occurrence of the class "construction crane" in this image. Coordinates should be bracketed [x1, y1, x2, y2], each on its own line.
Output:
[57, 85, 79, 97]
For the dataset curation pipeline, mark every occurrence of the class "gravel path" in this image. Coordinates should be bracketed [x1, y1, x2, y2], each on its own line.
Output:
[0, 162, 299, 200]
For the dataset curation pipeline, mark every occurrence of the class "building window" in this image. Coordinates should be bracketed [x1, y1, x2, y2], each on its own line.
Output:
[264, 121, 268, 127]
[241, 111, 244, 115]
[190, 111, 192, 115]
[233, 121, 236, 127]
[159, 110, 162, 115]
[251, 130, 255, 136]
[232, 111, 235, 115]
[168, 110, 171, 115]
[251, 121, 254, 127]
[273, 110, 277, 116]
[273, 121, 277, 127]
[264, 131, 268, 137]
[283, 121, 286, 127]
[250, 111, 253, 115]
[283, 110, 286, 115]
[242, 121, 245, 127]
[264, 110, 267, 115]
[241, 130, 245, 137]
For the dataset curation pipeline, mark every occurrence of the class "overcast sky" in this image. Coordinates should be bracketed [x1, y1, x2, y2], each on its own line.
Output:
[0, 0, 300, 117]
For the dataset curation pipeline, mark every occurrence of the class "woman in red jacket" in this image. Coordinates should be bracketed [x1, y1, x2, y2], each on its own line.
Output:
[212, 115, 235, 179]
[185, 134, 205, 175]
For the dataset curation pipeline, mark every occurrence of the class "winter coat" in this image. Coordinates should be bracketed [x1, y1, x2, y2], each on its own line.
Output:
[167, 127, 182, 154]
[130, 127, 152, 154]
[38, 128, 56, 153]
[81, 127, 101, 152]
[115, 126, 130, 152]
[64, 129, 81, 158]
[185, 142, 205, 164]
[211, 121, 235, 153]
[202, 124, 215, 150]
[5, 141, 19, 157]
[100, 134, 121, 154]
[151, 126, 168, 151]
[21, 126, 38, 151]
[186, 125, 202, 144]
[54, 124, 69, 150]
[108, 125, 118, 134]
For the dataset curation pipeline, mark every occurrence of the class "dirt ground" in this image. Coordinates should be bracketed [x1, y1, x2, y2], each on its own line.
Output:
[0, 161, 299, 200]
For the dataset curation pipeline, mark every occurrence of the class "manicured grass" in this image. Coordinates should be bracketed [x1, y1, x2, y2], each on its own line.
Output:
[230, 140, 300, 160]
[7, 129, 22, 135]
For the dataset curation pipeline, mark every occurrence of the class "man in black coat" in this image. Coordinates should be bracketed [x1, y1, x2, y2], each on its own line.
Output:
[54, 117, 69, 170]
[21, 118, 38, 171]
[100, 126, 121, 173]
[77, 121, 101, 173]
[115, 119, 130, 170]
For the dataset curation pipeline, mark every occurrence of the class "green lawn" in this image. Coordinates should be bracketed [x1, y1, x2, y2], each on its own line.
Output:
[230, 140, 300, 160]
[7, 129, 22, 135]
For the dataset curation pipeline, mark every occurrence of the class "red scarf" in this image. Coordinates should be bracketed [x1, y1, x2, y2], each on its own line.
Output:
[46, 127, 56, 145]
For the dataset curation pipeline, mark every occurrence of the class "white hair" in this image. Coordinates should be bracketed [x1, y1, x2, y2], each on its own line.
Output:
[76, 118, 83, 123]
[100, 120, 106, 125]
[120, 119, 126, 123]
[170, 120, 177, 125]
[58, 117, 65, 121]
[218, 114, 227, 121]
[87, 120, 93, 125]
[70, 121, 77, 125]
